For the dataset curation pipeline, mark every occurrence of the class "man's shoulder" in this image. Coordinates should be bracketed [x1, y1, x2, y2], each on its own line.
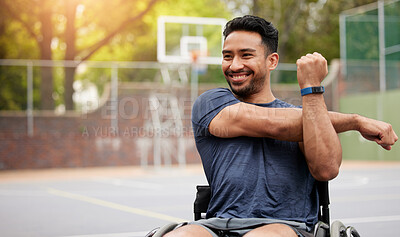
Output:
[194, 87, 237, 107]
[192, 87, 238, 127]
[199, 87, 233, 98]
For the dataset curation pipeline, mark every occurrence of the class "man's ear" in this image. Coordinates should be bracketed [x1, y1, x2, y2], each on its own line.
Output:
[267, 53, 279, 70]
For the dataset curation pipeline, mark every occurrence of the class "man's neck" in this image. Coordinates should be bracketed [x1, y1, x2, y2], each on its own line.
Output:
[235, 87, 276, 104]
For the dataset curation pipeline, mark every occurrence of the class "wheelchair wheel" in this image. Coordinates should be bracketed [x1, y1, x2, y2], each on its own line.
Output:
[146, 223, 179, 237]
[346, 226, 361, 237]
[330, 220, 347, 237]
[314, 221, 330, 237]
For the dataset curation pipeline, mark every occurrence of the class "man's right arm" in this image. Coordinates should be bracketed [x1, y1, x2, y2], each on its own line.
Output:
[209, 103, 398, 150]
[209, 102, 303, 140]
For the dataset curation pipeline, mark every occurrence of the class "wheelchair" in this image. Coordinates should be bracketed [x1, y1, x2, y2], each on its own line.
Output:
[146, 181, 360, 237]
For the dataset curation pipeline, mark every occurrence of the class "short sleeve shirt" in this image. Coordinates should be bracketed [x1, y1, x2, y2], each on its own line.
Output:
[191, 88, 318, 228]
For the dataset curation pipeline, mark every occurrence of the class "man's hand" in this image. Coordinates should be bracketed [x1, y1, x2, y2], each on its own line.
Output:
[296, 52, 328, 88]
[356, 116, 398, 150]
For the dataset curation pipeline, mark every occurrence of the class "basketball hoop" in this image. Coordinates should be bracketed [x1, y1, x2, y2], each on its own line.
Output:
[157, 16, 226, 65]
[190, 50, 208, 64]
[190, 50, 208, 74]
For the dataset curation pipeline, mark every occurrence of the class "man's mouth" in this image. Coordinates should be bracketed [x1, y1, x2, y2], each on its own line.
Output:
[227, 71, 252, 84]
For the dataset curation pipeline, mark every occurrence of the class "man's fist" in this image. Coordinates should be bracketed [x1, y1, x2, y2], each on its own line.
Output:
[356, 116, 398, 150]
[296, 52, 328, 89]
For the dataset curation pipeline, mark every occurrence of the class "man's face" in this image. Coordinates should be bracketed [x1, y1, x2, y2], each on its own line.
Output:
[222, 30, 270, 98]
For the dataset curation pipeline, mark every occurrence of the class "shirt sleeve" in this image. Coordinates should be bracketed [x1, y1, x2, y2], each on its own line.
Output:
[191, 88, 239, 137]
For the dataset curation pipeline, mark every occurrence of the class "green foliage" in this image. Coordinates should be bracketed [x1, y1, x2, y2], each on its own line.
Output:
[346, 14, 379, 60]
[0, 66, 41, 110]
[2, 0, 398, 108]
[251, 0, 380, 63]
[0, 18, 38, 59]
[0, 66, 27, 110]
[245, 0, 388, 83]
[0, 0, 233, 110]
[76, 0, 233, 92]
[198, 65, 225, 84]
[93, 0, 232, 62]
[385, 1, 400, 55]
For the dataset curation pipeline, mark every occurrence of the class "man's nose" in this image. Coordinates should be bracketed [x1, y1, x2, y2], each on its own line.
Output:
[230, 57, 244, 71]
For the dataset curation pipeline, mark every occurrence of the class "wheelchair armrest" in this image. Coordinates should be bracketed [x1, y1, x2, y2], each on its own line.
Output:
[317, 181, 330, 225]
[194, 185, 211, 220]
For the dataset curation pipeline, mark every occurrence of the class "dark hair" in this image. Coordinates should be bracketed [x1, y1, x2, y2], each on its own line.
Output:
[223, 15, 278, 55]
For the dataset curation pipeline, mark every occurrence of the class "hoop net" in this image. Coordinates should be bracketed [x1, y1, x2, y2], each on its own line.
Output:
[190, 50, 208, 64]
[190, 50, 208, 74]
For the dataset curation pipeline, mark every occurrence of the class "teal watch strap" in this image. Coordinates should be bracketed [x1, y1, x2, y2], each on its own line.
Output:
[301, 86, 325, 96]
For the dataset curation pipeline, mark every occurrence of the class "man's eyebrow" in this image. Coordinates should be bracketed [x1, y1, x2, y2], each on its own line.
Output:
[240, 48, 256, 52]
[222, 48, 256, 54]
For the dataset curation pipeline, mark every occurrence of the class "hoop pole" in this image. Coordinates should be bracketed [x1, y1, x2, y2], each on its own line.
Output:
[111, 64, 119, 135]
[27, 61, 34, 137]
[377, 0, 386, 160]
[339, 13, 347, 78]
[378, 0, 386, 93]
[191, 63, 199, 105]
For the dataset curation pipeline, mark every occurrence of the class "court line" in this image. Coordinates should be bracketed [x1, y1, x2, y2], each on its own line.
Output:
[46, 187, 187, 223]
[339, 215, 400, 224]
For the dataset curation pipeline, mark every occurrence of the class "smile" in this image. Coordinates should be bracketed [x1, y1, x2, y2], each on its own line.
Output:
[228, 72, 252, 84]
[232, 74, 247, 79]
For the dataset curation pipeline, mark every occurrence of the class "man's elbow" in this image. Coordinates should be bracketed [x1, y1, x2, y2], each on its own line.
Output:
[312, 166, 340, 181]
[311, 152, 342, 181]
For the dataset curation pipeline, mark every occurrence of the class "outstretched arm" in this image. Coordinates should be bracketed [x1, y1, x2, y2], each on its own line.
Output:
[209, 106, 397, 150]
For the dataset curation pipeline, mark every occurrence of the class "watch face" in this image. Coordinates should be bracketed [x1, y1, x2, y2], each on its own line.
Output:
[312, 86, 324, 93]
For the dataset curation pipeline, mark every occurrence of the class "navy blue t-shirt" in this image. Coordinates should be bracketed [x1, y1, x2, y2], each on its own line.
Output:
[191, 88, 318, 228]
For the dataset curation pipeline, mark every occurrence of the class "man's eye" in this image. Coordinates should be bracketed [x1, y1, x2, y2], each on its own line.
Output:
[223, 55, 232, 59]
[243, 54, 253, 57]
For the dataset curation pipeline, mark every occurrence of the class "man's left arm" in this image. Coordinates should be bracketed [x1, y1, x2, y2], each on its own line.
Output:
[297, 53, 342, 181]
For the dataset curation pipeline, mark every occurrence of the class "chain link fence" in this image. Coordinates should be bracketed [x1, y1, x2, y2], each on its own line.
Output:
[340, 0, 400, 96]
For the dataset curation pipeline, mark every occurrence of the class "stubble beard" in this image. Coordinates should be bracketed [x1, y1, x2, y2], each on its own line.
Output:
[226, 70, 267, 99]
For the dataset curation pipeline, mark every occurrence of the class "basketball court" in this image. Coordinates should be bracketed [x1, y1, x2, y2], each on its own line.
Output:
[0, 161, 400, 237]
[1, 6, 399, 237]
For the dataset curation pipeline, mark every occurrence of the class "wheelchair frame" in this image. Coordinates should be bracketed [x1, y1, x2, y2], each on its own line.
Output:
[193, 181, 359, 237]
[195, 181, 330, 223]
[147, 181, 361, 237]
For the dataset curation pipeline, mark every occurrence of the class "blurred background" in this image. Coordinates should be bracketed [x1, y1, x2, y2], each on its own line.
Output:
[1, 0, 400, 169]
[0, 0, 399, 170]
[0, 0, 399, 236]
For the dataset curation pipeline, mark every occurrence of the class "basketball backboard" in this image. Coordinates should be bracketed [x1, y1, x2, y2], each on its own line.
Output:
[157, 16, 227, 65]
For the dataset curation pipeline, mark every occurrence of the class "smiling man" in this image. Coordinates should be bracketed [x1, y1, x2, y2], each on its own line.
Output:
[165, 15, 397, 237]
[222, 31, 275, 103]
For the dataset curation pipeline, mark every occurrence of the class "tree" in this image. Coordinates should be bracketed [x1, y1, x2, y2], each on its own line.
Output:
[1, 0, 55, 109]
[62, 0, 159, 110]
[1, 0, 159, 110]
[1, 0, 235, 111]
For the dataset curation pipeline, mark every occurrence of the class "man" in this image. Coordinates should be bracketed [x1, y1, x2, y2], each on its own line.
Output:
[165, 15, 398, 237]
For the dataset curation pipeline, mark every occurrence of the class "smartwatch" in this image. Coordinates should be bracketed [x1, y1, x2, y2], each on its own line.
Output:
[301, 86, 325, 96]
